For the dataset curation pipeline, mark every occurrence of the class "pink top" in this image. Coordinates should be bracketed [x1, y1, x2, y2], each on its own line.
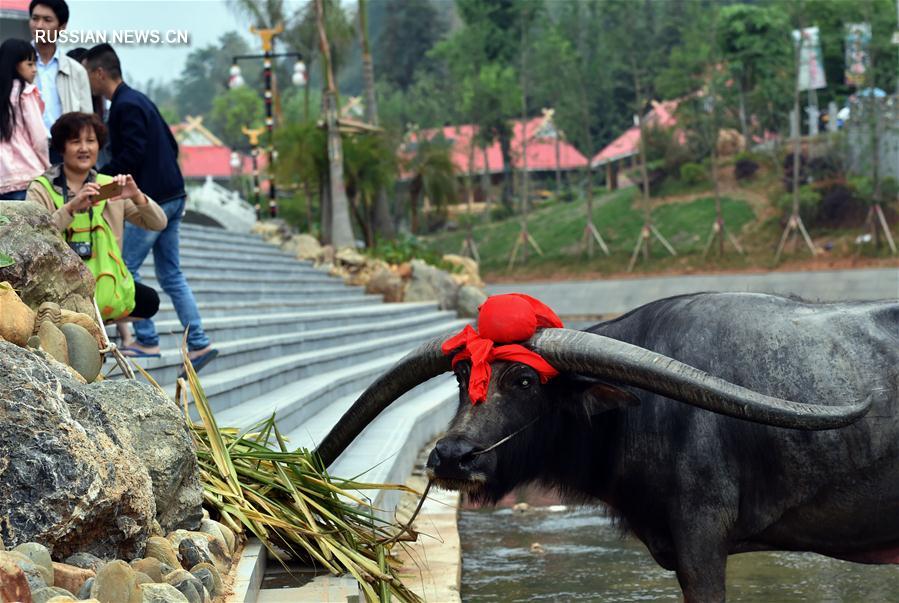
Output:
[0, 81, 50, 194]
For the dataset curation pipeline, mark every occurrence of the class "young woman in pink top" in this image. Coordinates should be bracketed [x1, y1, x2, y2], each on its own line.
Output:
[0, 39, 50, 200]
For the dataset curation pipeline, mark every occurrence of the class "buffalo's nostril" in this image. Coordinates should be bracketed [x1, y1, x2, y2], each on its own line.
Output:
[426, 447, 441, 470]
[428, 436, 478, 474]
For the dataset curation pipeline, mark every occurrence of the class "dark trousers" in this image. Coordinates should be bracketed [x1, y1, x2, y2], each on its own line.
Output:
[131, 281, 160, 320]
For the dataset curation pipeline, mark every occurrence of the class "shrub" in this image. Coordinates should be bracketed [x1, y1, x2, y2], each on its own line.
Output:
[367, 234, 459, 273]
[813, 180, 866, 228]
[489, 204, 514, 221]
[679, 162, 706, 185]
[849, 176, 899, 206]
[734, 157, 760, 181]
[777, 185, 821, 224]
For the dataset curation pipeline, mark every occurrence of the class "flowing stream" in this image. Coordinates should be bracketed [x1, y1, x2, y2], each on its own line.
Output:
[460, 506, 899, 602]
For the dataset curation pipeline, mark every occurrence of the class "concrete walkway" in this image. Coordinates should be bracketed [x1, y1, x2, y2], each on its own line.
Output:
[488, 267, 899, 318]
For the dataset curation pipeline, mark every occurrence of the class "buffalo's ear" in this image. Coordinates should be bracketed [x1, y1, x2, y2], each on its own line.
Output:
[562, 376, 640, 416]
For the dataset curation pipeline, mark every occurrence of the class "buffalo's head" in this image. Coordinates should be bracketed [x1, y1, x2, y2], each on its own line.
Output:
[315, 328, 871, 495]
[427, 359, 638, 503]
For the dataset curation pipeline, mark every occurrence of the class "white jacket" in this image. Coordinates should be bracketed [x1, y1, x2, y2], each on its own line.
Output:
[56, 53, 93, 115]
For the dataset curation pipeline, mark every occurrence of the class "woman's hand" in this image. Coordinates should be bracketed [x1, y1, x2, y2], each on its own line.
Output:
[66, 182, 101, 215]
[110, 174, 146, 205]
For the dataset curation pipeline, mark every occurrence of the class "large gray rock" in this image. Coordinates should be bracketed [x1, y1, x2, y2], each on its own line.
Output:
[0, 201, 96, 315]
[75, 380, 203, 533]
[457, 285, 487, 318]
[0, 341, 156, 559]
[281, 233, 321, 260]
[365, 267, 404, 302]
[404, 259, 459, 310]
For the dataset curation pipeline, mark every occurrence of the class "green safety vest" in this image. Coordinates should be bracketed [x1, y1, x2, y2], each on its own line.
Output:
[36, 174, 136, 321]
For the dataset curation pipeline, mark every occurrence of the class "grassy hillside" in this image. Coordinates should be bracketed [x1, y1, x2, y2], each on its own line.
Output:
[422, 170, 899, 281]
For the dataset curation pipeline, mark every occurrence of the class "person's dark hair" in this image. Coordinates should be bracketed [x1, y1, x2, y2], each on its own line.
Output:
[28, 0, 69, 26]
[66, 47, 88, 62]
[50, 112, 107, 155]
[0, 39, 37, 143]
[82, 43, 121, 80]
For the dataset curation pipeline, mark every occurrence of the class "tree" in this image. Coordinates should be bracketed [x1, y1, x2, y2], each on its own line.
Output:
[357, 0, 394, 241]
[316, 0, 355, 248]
[403, 134, 457, 234]
[208, 87, 265, 149]
[343, 132, 397, 246]
[717, 4, 792, 142]
[460, 64, 520, 211]
[175, 32, 259, 119]
[374, 0, 444, 90]
[435, 0, 537, 209]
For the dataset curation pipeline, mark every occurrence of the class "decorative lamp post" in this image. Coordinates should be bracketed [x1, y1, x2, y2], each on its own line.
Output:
[230, 23, 305, 219]
[241, 126, 266, 220]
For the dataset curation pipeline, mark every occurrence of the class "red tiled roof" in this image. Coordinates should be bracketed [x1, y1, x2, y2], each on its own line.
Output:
[177, 145, 268, 179]
[1, 0, 30, 12]
[591, 99, 681, 167]
[179, 146, 233, 179]
[405, 117, 588, 179]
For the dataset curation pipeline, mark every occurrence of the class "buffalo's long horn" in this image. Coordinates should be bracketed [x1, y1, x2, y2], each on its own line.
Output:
[529, 328, 871, 430]
[315, 334, 453, 467]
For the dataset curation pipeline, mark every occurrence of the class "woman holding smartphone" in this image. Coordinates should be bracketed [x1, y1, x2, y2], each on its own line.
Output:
[27, 111, 167, 326]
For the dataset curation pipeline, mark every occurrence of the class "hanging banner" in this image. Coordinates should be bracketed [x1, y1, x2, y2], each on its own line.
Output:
[792, 26, 827, 91]
[845, 23, 871, 86]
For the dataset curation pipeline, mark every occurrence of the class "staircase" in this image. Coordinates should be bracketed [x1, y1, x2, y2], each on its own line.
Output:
[110, 224, 466, 600]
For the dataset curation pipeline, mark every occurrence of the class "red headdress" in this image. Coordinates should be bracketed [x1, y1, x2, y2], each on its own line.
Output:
[441, 293, 564, 404]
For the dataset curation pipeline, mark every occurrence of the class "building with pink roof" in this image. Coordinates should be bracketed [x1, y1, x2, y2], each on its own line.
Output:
[1, 0, 31, 39]
[403, 115, 589, 181]
[591, 99, 681, 190]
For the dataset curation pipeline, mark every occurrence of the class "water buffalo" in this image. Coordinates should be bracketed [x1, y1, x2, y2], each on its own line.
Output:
[317, 292, 898, 601]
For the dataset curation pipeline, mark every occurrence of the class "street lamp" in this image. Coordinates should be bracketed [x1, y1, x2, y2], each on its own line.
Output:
[229, 23, 305, 219]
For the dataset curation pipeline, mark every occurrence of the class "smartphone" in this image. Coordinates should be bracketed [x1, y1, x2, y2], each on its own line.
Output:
[93, 181, 123, 202]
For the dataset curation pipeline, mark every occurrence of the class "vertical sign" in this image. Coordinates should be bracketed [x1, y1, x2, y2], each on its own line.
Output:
[845, 23, 872, 87]
[792, 26, 827, 91]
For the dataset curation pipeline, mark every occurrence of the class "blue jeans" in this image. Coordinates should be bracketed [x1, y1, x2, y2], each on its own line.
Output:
[3, 189, 28, 200]
[123, 196, 210, 351]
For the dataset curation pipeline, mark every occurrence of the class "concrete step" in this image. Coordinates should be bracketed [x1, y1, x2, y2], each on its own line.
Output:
[176, 228, 288, 253]
[139, 266, 343, 291]
[137, 307, 453, 383]
[213, 351, 404, 434]
[166, 319, 466, 413]
[178, 238, 296, 259]
[180, 223, 271, 242]
[112, 302, 442, 350]
[148, 282, 364, 303]
[152, 295, 384, 322]
[142, 257, 326, 280]
[144, 246, 306, 269]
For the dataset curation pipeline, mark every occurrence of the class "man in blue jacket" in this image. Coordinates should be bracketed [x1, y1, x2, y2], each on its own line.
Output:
[82, 43, 216, 371]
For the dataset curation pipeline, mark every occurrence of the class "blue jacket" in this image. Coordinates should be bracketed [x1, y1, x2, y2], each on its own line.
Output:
[99, 83, 184, 203]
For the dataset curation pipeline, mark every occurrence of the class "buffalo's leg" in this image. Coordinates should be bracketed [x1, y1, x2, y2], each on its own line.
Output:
[671, 516, 730, 603]
[674, 545, 727, 602]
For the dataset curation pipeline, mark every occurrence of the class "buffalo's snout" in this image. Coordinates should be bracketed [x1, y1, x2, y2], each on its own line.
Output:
[427, 436, 479, 479]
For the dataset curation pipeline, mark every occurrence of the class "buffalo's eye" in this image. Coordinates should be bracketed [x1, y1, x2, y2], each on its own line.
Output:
[517, 377, 532, 389]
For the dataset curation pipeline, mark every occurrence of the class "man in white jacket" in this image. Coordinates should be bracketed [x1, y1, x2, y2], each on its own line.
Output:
[28, 0, 92, 139]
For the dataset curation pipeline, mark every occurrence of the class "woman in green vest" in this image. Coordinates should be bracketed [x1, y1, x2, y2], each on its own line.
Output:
[27, 111, 167, 324]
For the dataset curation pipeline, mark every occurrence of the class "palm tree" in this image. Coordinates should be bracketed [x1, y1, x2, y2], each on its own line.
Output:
[357, 0, 395, 240]
[404, 135, 457, 234]
[315, 0, 355, 248]
[343, 132, 396, 247]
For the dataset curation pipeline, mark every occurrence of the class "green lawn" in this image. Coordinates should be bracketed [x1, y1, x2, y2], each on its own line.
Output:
[426, 190, 757, 278]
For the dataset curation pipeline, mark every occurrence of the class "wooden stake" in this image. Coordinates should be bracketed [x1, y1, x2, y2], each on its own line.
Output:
[581, 221, 610, 256]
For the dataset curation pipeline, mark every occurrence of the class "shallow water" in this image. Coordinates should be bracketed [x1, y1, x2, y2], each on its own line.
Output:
[460, 506, 899, 602]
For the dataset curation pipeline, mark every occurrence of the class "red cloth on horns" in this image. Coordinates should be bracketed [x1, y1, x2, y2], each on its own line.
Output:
[441, 293, 564, 404]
